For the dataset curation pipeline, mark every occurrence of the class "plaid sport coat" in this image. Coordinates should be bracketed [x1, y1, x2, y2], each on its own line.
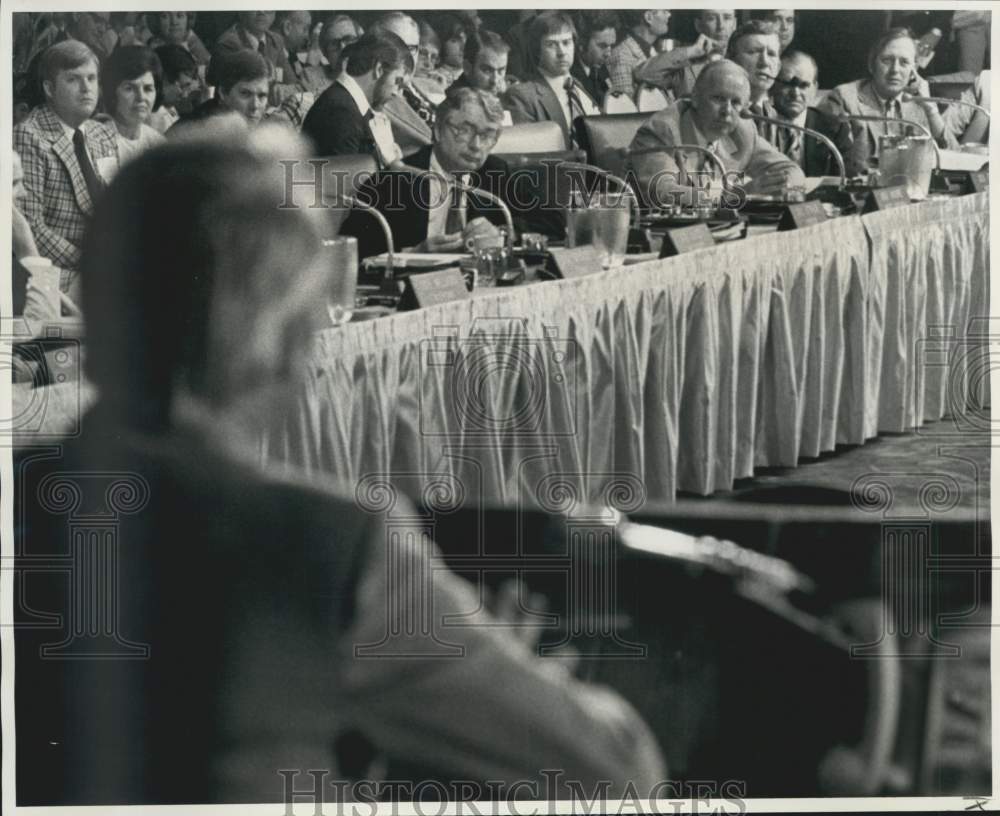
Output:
[13, 104, 119, 280]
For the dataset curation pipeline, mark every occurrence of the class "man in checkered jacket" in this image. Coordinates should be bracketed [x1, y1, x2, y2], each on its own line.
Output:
[13, 40, 118, 290]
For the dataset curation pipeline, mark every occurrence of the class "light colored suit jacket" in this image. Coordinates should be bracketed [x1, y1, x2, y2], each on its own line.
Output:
[628, 100, 804, 206]
[503, 75, 597, 149]
[13, 105, 119, 279]
[382, 95, 433, 157]
[818, 79, 958, 175]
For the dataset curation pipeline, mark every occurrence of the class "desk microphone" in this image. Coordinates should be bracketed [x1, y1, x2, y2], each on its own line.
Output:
[556, 160, 640, 223]
[903, 94, 991, 122]
[341, 194, 395, 287]
[739, 108, 847, 188]
[837, 113, 942, 172]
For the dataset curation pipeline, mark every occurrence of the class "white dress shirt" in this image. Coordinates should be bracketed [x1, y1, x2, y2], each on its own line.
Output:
[543, 72, 598, 129]
[337, 73, 403, 165]
[426, 150, 468, 240]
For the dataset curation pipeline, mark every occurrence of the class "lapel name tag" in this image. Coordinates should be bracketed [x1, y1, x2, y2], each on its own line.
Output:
[545, 245, 604, 279]
[659, 223, 715, 257]
[862, 185, 910, 213]
[398, 268, 470, 311]
[777, 200, 828, 231]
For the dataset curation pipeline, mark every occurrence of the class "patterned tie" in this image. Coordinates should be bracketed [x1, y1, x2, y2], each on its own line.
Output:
[72, 128, 103, 205]
[564, 77, 583, 149]
[786, 129, 803, 165]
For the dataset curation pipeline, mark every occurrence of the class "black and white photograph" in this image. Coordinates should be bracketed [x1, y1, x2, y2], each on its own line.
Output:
[1, 3, 993, 813]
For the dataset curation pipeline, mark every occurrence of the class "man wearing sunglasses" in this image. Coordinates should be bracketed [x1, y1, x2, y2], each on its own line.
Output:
[342, 87, 513, 258]
[770, 50, 842, 176]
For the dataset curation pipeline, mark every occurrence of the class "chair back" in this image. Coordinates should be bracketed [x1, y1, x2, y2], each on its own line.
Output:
[575, 113, 650, 177]
[492, 121, 567, 154]
[636, 86, 671, 113]
[603, 92, 639, 114]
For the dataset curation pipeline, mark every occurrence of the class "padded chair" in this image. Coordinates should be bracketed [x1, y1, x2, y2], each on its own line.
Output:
[636, 86, 671, 113]
[492, 120, 567, 154]
[495, 149, 589, 240]
[574, 112, 650, 178]
[603, 91, 639, 114]
[317, 153, 379, 238]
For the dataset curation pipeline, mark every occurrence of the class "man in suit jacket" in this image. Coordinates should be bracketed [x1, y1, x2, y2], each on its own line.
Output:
[606, 9, 672, 98]
[342, 87, 513, 259]
[727, 20, 782, 143]
[629, 60, 804, 209]
[214, 11, 296, 105]
[13, 41, 118, 288]
[503, 11, 599, 149]
[571, 12, 617, 108]
[770, 50, 843, 176]
[302, 33, 410, 167]
[818, 28, 958, 176]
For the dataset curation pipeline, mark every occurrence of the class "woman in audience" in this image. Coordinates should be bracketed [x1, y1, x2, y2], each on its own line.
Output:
[14, 119, 666, 803]
[818, 27, 958, 175]
[100, 46, 166, 164]
[147, 11, 211, 66]
[150, 44, 203, 133]
[428, 12, 468, 88]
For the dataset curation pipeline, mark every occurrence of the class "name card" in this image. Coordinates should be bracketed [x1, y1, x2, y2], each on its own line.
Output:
[544, 245, 604, 279]
[659, 223, 715, 258]
[397, 268, 470, 311]
[966, 171, 989, 194]
[862, 185, 910, 214]
[777, 200, 828, 231]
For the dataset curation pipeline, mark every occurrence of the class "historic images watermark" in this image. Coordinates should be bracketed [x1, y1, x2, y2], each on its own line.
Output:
[279, 770, 748, 816]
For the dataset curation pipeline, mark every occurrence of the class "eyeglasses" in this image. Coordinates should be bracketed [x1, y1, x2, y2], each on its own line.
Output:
[327, 34, 357, 49]
[443, 121, 502, 144]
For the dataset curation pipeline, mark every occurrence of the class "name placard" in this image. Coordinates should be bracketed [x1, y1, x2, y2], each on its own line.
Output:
[777, 200, 828, 231]
[862, 185, 910, 214]
[544, 245, 604, 279]
[659, 223, 716, 258]
[967, 170, 989, 194]
[398, 268, 470, 311]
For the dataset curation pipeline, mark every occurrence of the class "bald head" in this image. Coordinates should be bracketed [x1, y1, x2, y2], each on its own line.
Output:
[691, 59, 750, 141]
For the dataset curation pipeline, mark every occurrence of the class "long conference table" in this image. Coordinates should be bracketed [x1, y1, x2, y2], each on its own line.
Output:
[13, 193, 991, 506]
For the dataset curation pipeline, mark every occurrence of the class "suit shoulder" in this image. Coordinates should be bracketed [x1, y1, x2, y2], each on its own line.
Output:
[213, 26, 242, 50]
[503, 80, 538, 104]
[632, 106, 682, 145]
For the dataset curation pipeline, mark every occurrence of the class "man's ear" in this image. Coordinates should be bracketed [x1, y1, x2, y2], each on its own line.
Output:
[42, 79, 54, 101]
[373, 61, 384, 81]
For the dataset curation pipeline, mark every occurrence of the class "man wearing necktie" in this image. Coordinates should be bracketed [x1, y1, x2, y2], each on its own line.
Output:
[817, 27, 958, 176]
[13, 40, 118, 288]
[769, 50, 842, 176]
[341, 87, 513, 258]
[503, 11, 599, 150]
[629, 60, 803, 208]
[727, 20, 782, 144]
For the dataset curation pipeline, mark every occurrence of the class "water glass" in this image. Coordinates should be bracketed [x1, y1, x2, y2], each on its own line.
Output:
[322, 237, 358, 326]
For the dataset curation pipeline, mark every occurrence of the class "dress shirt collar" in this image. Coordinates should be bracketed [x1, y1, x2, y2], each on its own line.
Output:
[429, 149, 468, 186]
[242, 28, 262, 52]
[543, 71, 574, 101]
[58, 118, 78, 141]
[338, 72, 371, 117]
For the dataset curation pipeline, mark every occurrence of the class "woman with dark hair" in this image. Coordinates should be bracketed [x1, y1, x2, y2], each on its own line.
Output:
[426, 12, 467, 87]
[100, 45, 166, 163]
[147, 11, 210, 66]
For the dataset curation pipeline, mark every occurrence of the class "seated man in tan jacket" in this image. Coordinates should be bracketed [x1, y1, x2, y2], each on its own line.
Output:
[629, 59, 804, 209]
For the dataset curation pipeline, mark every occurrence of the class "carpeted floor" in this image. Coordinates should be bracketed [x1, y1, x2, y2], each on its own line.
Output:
[683, 417, 992, 514]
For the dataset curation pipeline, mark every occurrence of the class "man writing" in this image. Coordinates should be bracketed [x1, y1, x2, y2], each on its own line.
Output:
[343, 87, 511, 258]
[13, 40, 119, 287]
[629, 59, 804, 208]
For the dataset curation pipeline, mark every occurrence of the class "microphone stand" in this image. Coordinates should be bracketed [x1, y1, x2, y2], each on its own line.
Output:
[340, 194, 396, 293]
[625, 144, 731, 214]
[838, 112, 950, 192]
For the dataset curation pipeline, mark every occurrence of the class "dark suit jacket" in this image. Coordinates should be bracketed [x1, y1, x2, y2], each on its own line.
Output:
[773, 107, 847, 177]
[571, 61, 611, 108]
[502, 74, 597, 148]
[340, 145, 512, 259]
[302, 82, 378, 160]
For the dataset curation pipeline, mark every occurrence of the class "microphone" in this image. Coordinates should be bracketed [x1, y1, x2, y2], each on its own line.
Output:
[403, 165, 517, 250]
[905, 94, 991, 122]
[740, 108, 847, 188]
[837, 113, 942, 172]
[340, 194, 395, 288]
[625, 144, 728, 181]
[556, 161, 640, 225]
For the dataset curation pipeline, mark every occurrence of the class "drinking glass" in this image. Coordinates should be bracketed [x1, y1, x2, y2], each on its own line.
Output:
[322, 237, 358, 326]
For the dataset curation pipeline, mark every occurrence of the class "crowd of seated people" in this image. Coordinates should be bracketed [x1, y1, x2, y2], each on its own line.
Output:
[9, 9, 991, 314]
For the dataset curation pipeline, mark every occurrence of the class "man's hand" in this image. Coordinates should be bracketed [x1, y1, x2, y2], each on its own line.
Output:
[685, 34, 716, 61]
[12, 205, 40, 260]
[462, 216, 500, 249]
[415, 232, 465, 253]
[754, 166, 798, 196]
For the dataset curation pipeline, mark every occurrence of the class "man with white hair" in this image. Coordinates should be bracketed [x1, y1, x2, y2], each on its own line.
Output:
[629, 59, 803, 207]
